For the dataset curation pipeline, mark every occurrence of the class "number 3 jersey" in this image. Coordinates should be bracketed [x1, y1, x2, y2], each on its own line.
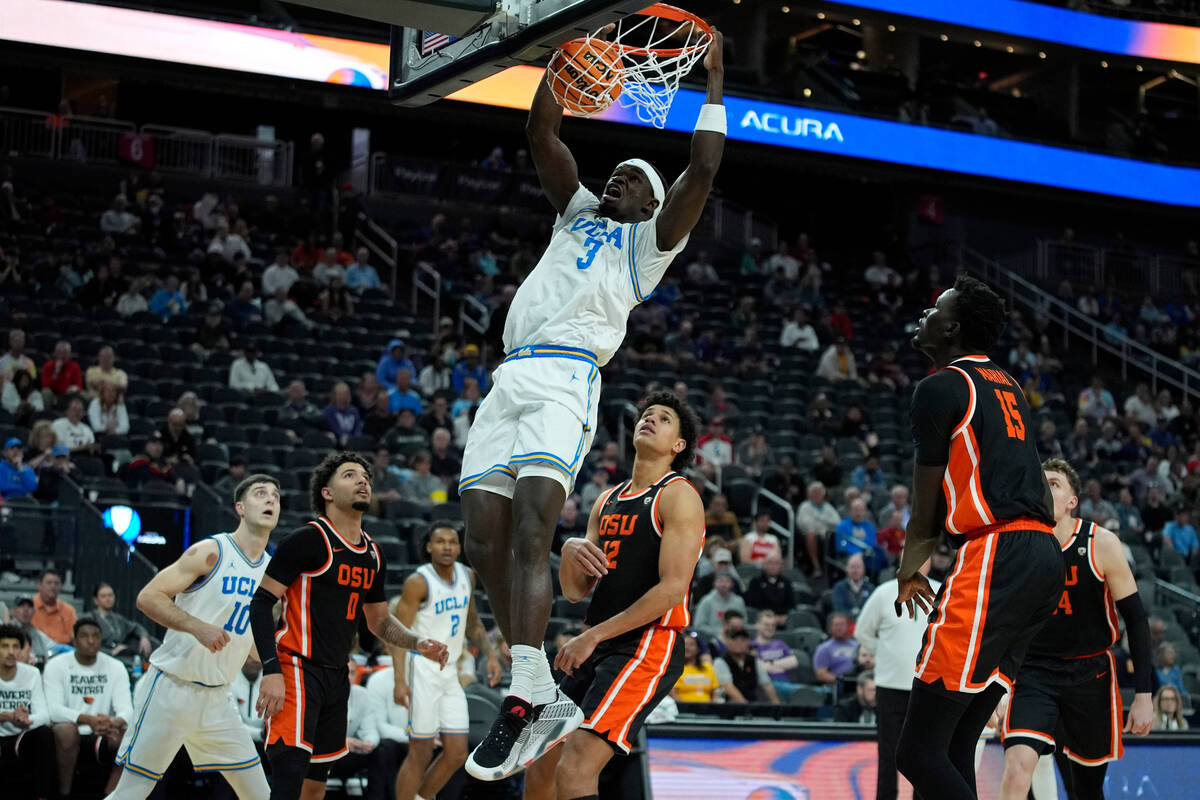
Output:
[910, 354, 1054, 537]
[265, 518, 386, 669]
[503, 183, 688, 367]
[151, 532, 269, 686]
[411, 563, 472, 665]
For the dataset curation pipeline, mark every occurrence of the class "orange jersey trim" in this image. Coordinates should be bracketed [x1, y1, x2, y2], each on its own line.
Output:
[583, 626, 677, 752]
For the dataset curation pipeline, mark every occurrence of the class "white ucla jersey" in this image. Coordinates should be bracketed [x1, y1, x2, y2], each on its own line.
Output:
[151, 533, 269, 686]
[412, 563, 473, 665]
[503, 183, 689, 366]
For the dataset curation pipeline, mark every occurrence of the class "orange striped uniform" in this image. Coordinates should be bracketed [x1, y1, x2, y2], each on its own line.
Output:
[563, 471, 703, 752]
[910, 355, 1061, 695]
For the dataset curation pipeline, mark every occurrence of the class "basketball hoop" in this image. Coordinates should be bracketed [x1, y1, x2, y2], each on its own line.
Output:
[545, 3, 713, 128]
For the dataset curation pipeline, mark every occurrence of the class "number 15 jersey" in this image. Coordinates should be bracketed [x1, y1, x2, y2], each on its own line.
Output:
[266, 517, 386, 669]
[151, 532, 269, 686]
[503, 183, 688, 367]
[911, 355, 1054, 537]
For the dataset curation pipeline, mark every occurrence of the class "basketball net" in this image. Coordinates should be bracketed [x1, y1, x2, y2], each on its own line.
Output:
[546, 4, 713, 128]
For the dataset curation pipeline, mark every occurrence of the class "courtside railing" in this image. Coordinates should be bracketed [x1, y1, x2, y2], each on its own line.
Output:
[0, 106, 295, 187]
[959, 245, 1200, 401]
[355, 211, 400, 296]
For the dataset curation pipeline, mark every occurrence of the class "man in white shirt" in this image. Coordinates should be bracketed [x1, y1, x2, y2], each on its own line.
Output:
[99, 195, 139, 236]
[364, 665, 411, 750]
[227, 344, 280, 393]
[328, 661, 403, 800]
[52, 396, 96, 454]
[43, 617, 133, 796]
[0, 624, 56, 800]
[313, 248, 347, 287]
[780, 308, 819, 352]
[261, 251, 300, 298]
[797, 481, 842, 577]
[855, 560, 940, 800]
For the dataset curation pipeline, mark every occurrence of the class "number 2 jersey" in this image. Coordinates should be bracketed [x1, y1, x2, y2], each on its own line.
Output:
[151, 532, 269, 686]
[410, 562, 472, 665]
[265, 517, 386, 669]
[911, 354, 1054, 537]
[503, 183, 688, 367]
[586, 471, 703, 643]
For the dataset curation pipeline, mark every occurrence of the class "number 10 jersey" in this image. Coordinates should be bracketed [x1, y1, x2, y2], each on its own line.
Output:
[151, 532, 270, 686]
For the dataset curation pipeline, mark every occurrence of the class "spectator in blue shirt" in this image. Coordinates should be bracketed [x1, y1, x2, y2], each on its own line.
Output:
[1163, 508, 1198, 559]
[345, 247, 381, 293]
[850, 455, 887, 498]
[323, 381, 362, 446]
[835, 498, 884, 572]
[451, 344, 489, 394]
[1155, 643, 1188, 700]
[0, 436, 38, 499]
[387, 368, 423, 416]
[832, 554, 875, 618]
[451, 378, 482, 419]
[149, 275, 187, 321]
[376, 339, 415, 389]
[226, 280, 263, 328]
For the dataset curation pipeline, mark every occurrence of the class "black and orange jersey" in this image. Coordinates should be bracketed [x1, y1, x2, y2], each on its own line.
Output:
[585, 471, 702, 640]
[265, 517, 387, 668]
[911, 354, 1054, 537]
[1027, 520, 1120, 659]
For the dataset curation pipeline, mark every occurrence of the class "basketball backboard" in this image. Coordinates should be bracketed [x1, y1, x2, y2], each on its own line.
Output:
[386, 0, 654, 107]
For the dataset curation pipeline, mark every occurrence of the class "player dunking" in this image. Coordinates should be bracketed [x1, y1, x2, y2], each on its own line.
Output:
[390, 522, 501, 800]
[106, 473, 281, 800]
[523, 392, 704, 800]
[249, 453, 448, 800]
[892, 276, 1065, 800]
[998, 459, 1154, 800]
[460, 31, 726, 780]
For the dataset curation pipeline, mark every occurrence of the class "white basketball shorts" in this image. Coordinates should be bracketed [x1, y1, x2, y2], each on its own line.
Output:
[458, 345, 600, 499]
[406, 652, 469, 739]
[116, 665, 263, 781]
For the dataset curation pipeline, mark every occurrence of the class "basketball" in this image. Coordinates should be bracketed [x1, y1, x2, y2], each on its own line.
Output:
[547, 38, 624, 116]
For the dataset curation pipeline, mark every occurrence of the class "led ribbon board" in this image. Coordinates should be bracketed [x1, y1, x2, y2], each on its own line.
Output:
[822, 0, 1200, 65]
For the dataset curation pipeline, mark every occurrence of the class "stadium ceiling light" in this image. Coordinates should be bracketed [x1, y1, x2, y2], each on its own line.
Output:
[940, 33, 949, 41]
[1038, 51, 1047, 58]
[781, 5, 790, 12]
[1100, 59, 1108, 67]
[816, 11, 826, 19]
[1006, 45, 1014, 53]
[973, 40, 982, 47]
[856, 49, 866, 59]
[852, 18, 861, 25]
[1136, 64, 1144, 71]
[803, 87, 813, 97]
[887, 24, 896, 32]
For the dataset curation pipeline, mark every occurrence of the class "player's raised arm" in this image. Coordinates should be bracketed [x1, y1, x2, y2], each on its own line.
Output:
[363, 600, 449, 668]
[527, 76, 582, 214]
[138, 539, 230, 653]
[559, 490, 611, 603]
[655, 29, 725, 252]
[1094, 526, 1155, 735]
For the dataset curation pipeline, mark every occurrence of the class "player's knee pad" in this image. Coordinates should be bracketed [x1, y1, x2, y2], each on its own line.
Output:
[305, 761, 330, 782]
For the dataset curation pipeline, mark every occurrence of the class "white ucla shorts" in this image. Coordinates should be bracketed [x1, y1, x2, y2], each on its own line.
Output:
[406, 652, 469, 739]
[116, 665, 263, 781]
[458, 345, 600, 498]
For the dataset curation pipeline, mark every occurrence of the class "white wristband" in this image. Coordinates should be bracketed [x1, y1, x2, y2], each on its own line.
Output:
[695, 103, 726, 135]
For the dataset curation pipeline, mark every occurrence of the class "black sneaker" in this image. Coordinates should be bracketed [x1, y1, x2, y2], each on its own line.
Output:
[517, 689, 584, 771]
[465, 696, 534, 781]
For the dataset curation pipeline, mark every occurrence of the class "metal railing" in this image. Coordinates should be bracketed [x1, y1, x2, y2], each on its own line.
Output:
[412, 261, 441, 331]
[960, 245, 1200, 401]
[614, 400, 640, 467]
[751, 487, 796, 569]
[355, 211, 400, 296]
[0, 106, 295, 187]
[1025, 239, 1200, 299]
[461, 294, 489, 336]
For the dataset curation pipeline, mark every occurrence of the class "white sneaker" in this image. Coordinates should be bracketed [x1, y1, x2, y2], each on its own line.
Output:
[465, 696, 535, 781]
[516, 689, 584, 770]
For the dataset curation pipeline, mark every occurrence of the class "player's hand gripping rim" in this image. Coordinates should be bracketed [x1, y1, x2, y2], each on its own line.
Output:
[894, 572, 937, 619]
[562, 537, 608, 578]
[418, 638, 450, 669]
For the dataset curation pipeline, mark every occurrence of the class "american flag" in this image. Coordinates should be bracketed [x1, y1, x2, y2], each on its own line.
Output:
[420, 30, 457, 56]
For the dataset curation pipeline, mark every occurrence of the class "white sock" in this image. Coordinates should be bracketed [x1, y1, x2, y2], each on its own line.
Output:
[508, 644, 557, 705]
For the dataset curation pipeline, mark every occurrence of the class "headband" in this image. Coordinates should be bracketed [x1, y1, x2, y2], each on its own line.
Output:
[616, 158, 665, 216]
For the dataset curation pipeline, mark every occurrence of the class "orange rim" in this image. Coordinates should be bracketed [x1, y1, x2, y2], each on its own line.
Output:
[612, 3, 713, 59]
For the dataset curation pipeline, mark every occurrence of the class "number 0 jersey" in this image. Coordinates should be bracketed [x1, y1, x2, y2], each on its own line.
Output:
[265, 518, 387, 669]
[151, 532, 269, 686]
[910, 354, 1054, 537]
[585, 472, 703, 643]
[1027, 520, 1120, 659]
[411, 562, 473, 665]
[503, 183, 688, 367]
